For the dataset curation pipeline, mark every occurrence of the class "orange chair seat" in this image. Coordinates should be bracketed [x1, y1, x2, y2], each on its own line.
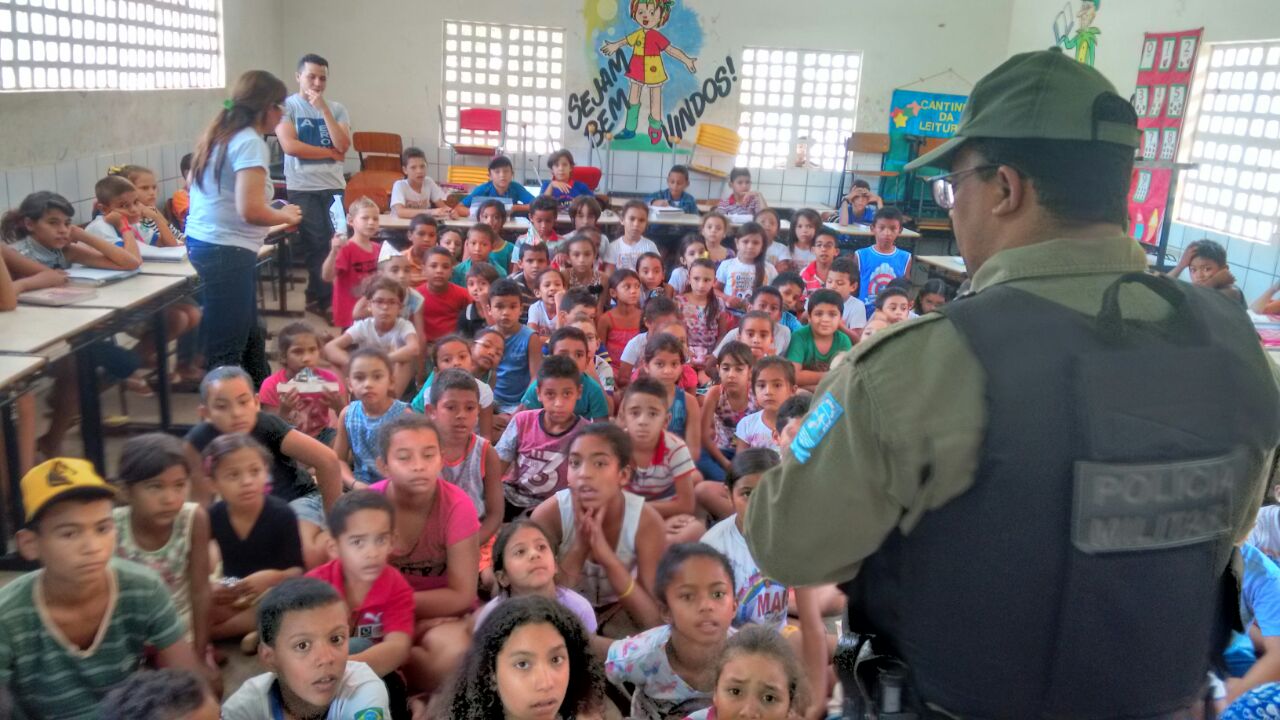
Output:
[454, 145, 500, 157]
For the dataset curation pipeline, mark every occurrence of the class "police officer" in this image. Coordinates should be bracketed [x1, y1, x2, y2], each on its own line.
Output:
[745, 50, 1280, 718]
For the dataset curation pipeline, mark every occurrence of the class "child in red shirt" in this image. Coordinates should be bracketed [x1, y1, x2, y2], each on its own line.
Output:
[799, 227, 839, 298]
[418, 247, 472, 344]
[322, 197, 382, 329]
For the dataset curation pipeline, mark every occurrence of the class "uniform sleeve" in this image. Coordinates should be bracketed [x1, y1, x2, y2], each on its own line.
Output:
[716, 261, 730, 286]
[744, 318, 987, 586]
[514, 184, 536, 203]
[460, 183, 488, 208]
[586, 382, 609, 419]
[495, 419, 521, 462]
[389, 180, 407, 208]
[733, 415, 751, 444]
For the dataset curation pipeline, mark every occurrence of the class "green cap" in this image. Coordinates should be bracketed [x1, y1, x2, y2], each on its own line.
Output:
[905, 49, 1139, 172]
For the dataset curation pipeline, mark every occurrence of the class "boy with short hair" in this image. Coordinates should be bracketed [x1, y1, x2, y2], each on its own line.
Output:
[771, 272, 806, 330]
[459, 261, 500, 337]
[451, 224, 498, 286]
[838, 178, 883, 225]
[418, 246, 472, 345]
[773, 394, 812, 457]
[736, 310, 777, 360]
[496, 355, 588, 519]
[454, 155, 535, 217]
[390, 146, 449, 218]
[718, 167, 767, 216]
[426, 369, 505, 546]
[1171, 238, 1245, 306]
[557, 287, 601, 328]
[306, 491, 413, 680]
[1, 459, 200, 717]
[734, 356, 796, 452]
[861, 286, 913, 341]
[617, 378, 699, 539]
[488, 279, 543, 417]
[170, 152, 194, 230]
[511, 243, 550, 322]
[800, 228, 839, 296]
[826, 256, 868, 341]
[221, 578, 391, 719]
[647, 165, 700, 215]
[519, 327, 610, 421]
[517, 196, 563, 264]
[714, 288, 792, 356]
[853, 206, 912, 313]
[787, 289, 853, 390]
[618, 295, 681, 384]
[86, 175, 147, 249]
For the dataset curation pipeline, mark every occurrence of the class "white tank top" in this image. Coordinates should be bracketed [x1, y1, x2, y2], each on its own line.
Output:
[556, 488, 643, 607]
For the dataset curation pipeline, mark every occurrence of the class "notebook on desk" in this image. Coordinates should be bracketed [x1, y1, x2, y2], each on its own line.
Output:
[18, 286, 99, 306]
[65, 265, 139, 286]
[138, 245, 188, 262]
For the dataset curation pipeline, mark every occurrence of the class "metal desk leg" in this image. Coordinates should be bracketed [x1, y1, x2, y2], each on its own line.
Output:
[2, 402, 22, 541]
[76, 342, 106, 474]
[278, 233, 291, 313]
[153, 310, 172, 432]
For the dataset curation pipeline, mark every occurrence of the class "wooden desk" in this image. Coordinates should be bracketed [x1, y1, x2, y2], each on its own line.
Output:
[0, 306, 114, 355]
[615, 197, 835, 216]
[917, 255, 967, 277]
[70, 274, 190, 310]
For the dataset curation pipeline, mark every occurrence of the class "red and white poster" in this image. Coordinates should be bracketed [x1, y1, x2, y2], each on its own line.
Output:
[1126, 28, 1202, 246]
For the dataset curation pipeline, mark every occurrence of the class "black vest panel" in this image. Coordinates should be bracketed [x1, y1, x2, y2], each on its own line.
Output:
[843, 274, 1280, 719]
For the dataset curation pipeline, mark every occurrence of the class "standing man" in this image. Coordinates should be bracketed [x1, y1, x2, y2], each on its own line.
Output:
[746, 50, 1280, 718]
[276, 53, 351, 318]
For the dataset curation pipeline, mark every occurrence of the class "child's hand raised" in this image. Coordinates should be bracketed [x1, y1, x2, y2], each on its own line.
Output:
[330, 232, 348, 249]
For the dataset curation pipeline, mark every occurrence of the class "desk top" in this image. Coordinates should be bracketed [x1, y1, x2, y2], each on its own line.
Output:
[379, 212, 622, 232]
[824, 221, 922, 239]
[71, 274, 190, 310]
[0, 306, 114, 354]
[613, 197, 836, 215]
[140, 258, 199, 277]
[0, 354, 47, 392]
[917, 255, 967, 276]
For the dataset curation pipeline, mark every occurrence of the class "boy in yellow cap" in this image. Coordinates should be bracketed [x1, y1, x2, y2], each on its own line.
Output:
[0, 458, 203, 719]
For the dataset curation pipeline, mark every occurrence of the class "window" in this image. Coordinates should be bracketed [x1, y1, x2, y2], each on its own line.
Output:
[0, 0, 223, 92]
[1176, 40, 1280, 244]
[736, 47, 862, 170]
[441, 20, 565, 156]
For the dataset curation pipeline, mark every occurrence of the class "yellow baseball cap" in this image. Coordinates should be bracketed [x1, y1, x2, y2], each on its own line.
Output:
[21, 458, 116, 524]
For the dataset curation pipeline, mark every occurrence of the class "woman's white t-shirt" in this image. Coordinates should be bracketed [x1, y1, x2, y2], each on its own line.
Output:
[186, 127, 273, 251]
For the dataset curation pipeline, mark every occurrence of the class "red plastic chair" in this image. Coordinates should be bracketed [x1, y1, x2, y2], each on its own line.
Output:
[441, 106, 504, 164]
[571, 166, 603, 192]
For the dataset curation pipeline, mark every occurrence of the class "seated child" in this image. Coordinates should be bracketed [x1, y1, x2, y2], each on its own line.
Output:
[114, 434, 212, 660]
[853, 206, 911, 314]
[390, 146, 450, 218]
[459, 260, 500, 338]
[334, 348, 412, 490]
[600, 269, 645, 380]
[618, 378, 701, 543]
[717, 167, 766, 216]
[405, 214, 440, 286]
[473, 520, 599, 634]
[679, 258, 729, 375]
[772, 271, 807, 330]
[860, 286, 913, 342]
[800, 228, 839, 296]
[306, 490, 413, 710]
[837, 178, 883, 225]
[787, 289, 854, 391]
[451, 222, 498, 286]
[169, 152, 194, 230]
[558, 286, 603, 329]
[0, 459, 198, 717]
[85, 175, 147, 248]
[442, 595, 607, 720]
[518, 196, 563, 265]
[368, 414, 479, 693]
[325, 276, 422, 397]
[716, 222, 777, 313]
[571, 194, 605, 234]
[529, 267, 566, 336]
[509, 242, 550, 322]
[440, 227, 465, 262]
[353, 243, 425, 335]
[696, 342, 757, 485]
[669, 233, 709, 295]
[647, 164, 700, 215]
[826, 257, 868, 341]
[758, 208, 791, 272]
[472, 327, 507, 391]
[521, 327, 610, 421]
[568, 312, 616, 404]
[640, 333, 703, 456]
[531, 424, 665, 633]
[321, 196, 383, 330]
[425, 369, 505, 547]
[454, 155, 536, 217]
[717, 309, 782, 360]
[686, 625, 810, 720]
[259, 321, 345, 445]
[788, 208, 822, 270]
[221, 578, 391, 718]
[101, 669, 218, 720]
[411, 334, 497, 438]
[701, 212, 734, 264]
[617, 294, 678, 383]
[773, 394, 812, 458]
[638, 251, 674, 306]
[915, 278, 951, 315]
[185, 366, 341, 568]
[489, 278, 543, 417]
[498, 355, 589, 517]
[734, 357, 796, 452]
[562, 232, 609, 297]
[605, 543, 736, 718]
[541, 149, 595, 211]
[203, 434, 304, 645]
[1169, 239, 1245, 306]
[416, 246, 472, 345]
[109, 164, 184, 247]
[603, 200, 660, 274]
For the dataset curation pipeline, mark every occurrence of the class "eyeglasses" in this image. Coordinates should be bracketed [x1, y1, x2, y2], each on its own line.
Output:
[929, 164, 1001, 210]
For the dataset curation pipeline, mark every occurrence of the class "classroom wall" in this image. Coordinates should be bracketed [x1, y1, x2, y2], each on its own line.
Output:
[0, 0, 283, 220]
[1006, 0, 1280, 302]
[279, 0, 1014, 206]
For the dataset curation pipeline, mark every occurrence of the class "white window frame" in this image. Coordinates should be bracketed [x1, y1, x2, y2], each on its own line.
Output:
[0, 0, 223, 92]
[1175, 39, 1280, 245]
[440, 19, 566, 157]
[736, 46, 862, 171]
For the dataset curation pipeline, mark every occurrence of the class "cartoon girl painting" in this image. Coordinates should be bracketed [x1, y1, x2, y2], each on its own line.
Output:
[599, 0, 698, 144]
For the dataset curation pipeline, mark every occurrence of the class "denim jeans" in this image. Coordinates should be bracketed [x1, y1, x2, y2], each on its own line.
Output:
[186, 237, 260, 372]
[695, 447, 735, 483]
[288, 188, 343, 308]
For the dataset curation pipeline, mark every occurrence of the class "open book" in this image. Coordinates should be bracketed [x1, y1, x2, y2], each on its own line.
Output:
[65, 265, 139, 286]
[18, 286, 98, 306]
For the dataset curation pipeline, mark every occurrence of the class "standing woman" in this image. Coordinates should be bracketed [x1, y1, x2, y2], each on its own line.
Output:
[185, 71, 302, 377]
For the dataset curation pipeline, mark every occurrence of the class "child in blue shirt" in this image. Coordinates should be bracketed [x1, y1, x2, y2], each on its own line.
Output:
[646, 165, 700, 215]
[453, 156, 535, 217]
[853, 206, 912, 313]
[488, 279, 543, 420]
[540, 150, 594, 211]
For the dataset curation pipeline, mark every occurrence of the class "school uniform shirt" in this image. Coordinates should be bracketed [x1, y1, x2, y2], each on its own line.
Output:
[786, 325, 853, 373]
[734, 410, 779, 451]
[345, 317, 417, 355]
[281, 93, 351, 192]
[209, 495, 304, 578]
[781, 310, 802, 332]
[459, 181, 535, 208]
[646, 188, 700, 215]
[186, 126, 274, 250]
[489, 241, 516, 274]
[10, 236, 70, 269]
[390, 177, 447, 210]
[496, 410, 588, 509]
[520, 373, 610, 420]
[843, 296, 868, 330]
[607, 625, 720, 720]
[259, 367, 344, 438]
[222, 661, 390, 720]
[411, 373, 495, 414]
[417, 282, 472, 342]
[716, 258, 778, 304]
[702, 516, 790, 632]
[332, 241, 383, 329]
[307, 560, 415, 644]
[713, 323, 792, 357]
[0, 559, 187, 720]
[475, 587, 599, 634]
[626, 431, 695, 501]
[185, 413, 319, 503]
[369, 478, 480, 591]
[603, 236, 659, 272]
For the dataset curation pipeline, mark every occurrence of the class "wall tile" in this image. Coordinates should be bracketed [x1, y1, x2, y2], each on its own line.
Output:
[612, 152, 638, 176]
[782, 168, 807, 187]
[148, 145, 165, 176]
[611, 175, 638, 193]
[781, 185, 807, 203]
[759, 183, 783, 200]
[637, 152, 664, 178]
[1242, 269, 1271, 303]
[32, 164, 56, 196]
[805, 186, 834, 204]
[55, 160, 79, 200]
[96, 153, 116, 179]
[758, 169, 783, 185]
[74, 199, 92, 221]
[7, 168, 34, 209]
[1250, 240, 1279, 276]
[77, 157, 99, 203]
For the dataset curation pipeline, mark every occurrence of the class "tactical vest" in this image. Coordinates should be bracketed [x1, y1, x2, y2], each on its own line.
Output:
[843, 273, 1280, 719]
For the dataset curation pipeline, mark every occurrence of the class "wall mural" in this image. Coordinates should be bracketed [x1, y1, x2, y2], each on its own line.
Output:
[574, 0, 738, 152]
[1053, 0, 1101, 66]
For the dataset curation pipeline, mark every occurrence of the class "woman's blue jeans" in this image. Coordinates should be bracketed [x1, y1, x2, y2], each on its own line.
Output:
[186, 237, 259, 373]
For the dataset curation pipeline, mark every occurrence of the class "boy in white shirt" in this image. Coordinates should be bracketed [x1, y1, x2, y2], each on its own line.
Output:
[826, 256, 868, 342]
[602, 199, 659, 274]
[390, 147, 449, 219]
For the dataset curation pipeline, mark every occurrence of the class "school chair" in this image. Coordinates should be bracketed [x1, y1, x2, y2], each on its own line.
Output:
[446, 164, 492, 189]
[344, 171, 396, 212]
[837, 132, 898, 200]
[439, 106, 505, 166]
[671, 123, 742, 196]
[352, 132, 404, 173]
[571, 165, 603, 192]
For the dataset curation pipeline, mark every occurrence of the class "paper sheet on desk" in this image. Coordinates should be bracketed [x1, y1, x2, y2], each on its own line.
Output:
[138, 245, 187, 262]
[65, 265, 139, 286]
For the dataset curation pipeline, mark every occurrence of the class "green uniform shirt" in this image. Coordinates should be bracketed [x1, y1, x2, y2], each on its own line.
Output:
[745, 236, 1280, 587]
[0, 558, 187, 719]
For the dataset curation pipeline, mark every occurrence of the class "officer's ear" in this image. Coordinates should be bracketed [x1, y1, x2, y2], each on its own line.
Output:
[991, 164, 1032, 219]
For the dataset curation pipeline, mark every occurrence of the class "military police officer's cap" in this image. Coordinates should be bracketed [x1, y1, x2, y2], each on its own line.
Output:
[906, 49, 1140, 172]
